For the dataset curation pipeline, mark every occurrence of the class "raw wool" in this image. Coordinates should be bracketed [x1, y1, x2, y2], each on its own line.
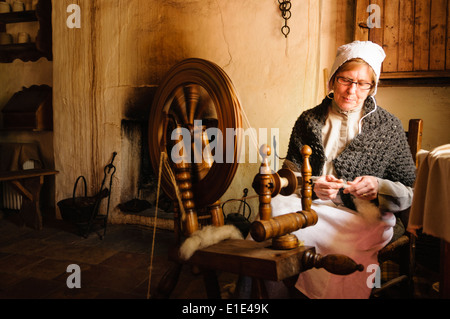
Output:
[353, 197, 381, 224]
[179, 225, 243, 260]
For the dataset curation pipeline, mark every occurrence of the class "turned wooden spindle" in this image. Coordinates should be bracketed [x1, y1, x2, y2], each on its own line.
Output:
[185, 84, 201, 124]
[302, 249, 364, 275]
[192, 124, 213, 181]
[208, 200, 225, 227]
[250, 210, 318, 242]
[301, 145, 313, 211]
[252, 145, 273, 221]
[172, 126, 199, 237]
[250, 144, 318, 249]
[274, 168, 298, 196]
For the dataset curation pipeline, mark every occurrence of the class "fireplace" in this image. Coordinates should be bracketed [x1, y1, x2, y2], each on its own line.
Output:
[117, 87, 174, 229]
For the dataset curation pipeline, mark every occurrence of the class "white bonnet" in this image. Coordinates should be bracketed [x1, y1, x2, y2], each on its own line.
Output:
[328, 41, 386, 96]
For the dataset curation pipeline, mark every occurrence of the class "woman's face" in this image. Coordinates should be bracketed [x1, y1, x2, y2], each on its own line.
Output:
[332, 63, 373, 112]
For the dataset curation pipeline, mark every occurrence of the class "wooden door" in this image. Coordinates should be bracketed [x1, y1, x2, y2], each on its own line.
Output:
[354, 0, 450, 79]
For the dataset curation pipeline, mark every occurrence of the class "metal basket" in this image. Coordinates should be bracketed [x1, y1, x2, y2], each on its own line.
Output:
[57, 176, 101, 225]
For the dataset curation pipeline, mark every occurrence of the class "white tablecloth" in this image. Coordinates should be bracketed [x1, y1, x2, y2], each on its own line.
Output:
[408, 144, 450, 243]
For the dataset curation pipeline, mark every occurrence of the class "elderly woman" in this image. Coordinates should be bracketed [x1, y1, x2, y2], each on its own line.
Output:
[271, 41, 416, 299]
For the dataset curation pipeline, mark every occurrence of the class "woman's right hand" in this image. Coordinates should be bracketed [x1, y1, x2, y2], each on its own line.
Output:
[313, 175, 345, 201]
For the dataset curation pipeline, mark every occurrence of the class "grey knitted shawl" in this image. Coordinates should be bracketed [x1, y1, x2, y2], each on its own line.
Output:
[286, 95, 416, 207]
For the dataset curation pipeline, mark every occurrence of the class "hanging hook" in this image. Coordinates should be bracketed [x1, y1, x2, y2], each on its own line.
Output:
[281, 25, 290, 38]
[278, 0, 292, 38]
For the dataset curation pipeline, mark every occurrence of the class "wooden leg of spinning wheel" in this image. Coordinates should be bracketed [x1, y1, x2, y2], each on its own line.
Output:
[173, 159, 199, 236]
[251, 278, 268, 299]
[209, 200, 224, 226]
[202, 269, 222, 299]
[154, 262, 183, 299]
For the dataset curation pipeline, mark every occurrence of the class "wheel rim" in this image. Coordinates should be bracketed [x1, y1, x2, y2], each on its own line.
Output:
[149, 58, 242, 208]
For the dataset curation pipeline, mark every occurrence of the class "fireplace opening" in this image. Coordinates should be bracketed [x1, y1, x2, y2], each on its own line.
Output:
[119, 119, 174, 224]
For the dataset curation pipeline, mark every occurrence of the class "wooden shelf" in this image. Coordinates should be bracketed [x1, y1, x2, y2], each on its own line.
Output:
[0, 1, 52, 63]
[0, 42, 47, 62]
[0, 42, 37, 51]
[381, 71, 450, 80]
[0, 10, 38, 24]
[379, 71, 450, 87]
[2, 84, 53, 131]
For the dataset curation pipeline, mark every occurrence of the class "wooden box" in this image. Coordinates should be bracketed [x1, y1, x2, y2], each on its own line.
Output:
[2, 85, 52, 131]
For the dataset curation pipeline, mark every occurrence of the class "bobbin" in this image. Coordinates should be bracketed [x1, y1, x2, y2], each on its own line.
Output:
[251, 144, 318, 250]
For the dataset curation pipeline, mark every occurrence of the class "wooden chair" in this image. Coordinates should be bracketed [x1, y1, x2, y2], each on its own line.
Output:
[371, 119, 423, 298]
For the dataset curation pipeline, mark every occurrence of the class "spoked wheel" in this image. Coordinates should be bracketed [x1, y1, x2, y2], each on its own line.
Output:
[148, 58, 242, 209]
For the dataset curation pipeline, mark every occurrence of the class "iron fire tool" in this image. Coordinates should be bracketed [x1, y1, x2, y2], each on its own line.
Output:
[85, 151, 117, 239]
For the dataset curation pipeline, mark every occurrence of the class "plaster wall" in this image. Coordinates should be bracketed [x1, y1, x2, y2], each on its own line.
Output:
[51, 0, 326, 223]
[1, 1, 448, 224]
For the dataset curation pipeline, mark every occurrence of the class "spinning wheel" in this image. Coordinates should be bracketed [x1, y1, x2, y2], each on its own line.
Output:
[149, 59, 363, 299]
[148, 58, 244, 298]
[149, 58, 242, 212]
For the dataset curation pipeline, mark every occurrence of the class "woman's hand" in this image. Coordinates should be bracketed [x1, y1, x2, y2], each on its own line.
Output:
[343, 176, 378, 201]
[313, 175, 345, 200]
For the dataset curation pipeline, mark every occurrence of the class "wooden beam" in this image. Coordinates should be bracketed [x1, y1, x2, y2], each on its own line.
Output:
[8, 180, 34, 201]
[0, 169, 58, 181]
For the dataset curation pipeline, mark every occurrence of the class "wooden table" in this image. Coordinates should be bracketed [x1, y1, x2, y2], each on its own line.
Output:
[408, 145, 450, 298]
[0, 169, 58, 230]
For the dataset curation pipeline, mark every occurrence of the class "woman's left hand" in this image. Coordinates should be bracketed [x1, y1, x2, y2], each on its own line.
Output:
[343, 176, 378, 201]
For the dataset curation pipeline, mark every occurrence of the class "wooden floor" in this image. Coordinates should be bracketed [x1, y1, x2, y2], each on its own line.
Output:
[0, 211, 238, 300]
[0, 210, 441, 300]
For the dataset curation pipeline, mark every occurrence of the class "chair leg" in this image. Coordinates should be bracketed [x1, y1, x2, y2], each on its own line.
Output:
[251, 278, 268, 299]
[409, 235, 416, 298]
[202, 269, 222, 299]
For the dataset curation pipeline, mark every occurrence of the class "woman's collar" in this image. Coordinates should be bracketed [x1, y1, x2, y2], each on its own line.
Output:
[331, 99, 364, 115]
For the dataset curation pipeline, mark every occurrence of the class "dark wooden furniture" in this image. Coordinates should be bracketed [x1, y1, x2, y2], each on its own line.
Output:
[155, 145, 362, 299]
[150, 59, 362, 299]
[181, 146, 362, 299]
[0, 0, 52, 63]
[0, 168, 58, 229]
[354, 0, 450, 80]
[187, 239, 364, 298]
[186, 240, 314, 299]
[372, 119, 423, 297]
[441, 241, 450, 298]
[2, 85, 52, 131]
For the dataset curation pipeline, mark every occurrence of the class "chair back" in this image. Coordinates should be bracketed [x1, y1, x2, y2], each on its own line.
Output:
[407, 119, 423, 167]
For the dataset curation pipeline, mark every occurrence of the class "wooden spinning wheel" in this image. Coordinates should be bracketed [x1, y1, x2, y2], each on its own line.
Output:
[149, 58, 242, 234]
[149, 59, 363, 299]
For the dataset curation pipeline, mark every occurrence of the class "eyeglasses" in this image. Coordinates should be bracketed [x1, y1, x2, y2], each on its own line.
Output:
[336, 76, 373, 90]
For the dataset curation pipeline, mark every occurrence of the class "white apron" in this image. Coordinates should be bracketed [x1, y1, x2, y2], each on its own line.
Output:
[270, 194, 396, 299]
